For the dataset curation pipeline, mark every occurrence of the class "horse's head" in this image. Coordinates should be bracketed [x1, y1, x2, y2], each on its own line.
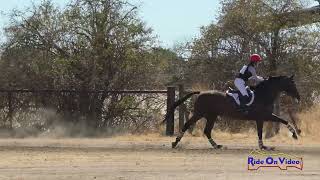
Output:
[267, 75, 300, 102]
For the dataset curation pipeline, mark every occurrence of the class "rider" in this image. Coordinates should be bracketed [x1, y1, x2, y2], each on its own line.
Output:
[235, 54, 264, 110]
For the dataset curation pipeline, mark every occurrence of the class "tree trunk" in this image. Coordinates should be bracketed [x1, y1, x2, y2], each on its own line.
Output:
[265, 30, 281, 139]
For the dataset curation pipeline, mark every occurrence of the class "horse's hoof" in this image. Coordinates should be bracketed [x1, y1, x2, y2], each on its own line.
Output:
[172, 142, 178, 149]
[260, 146, 275, 151]
[210, 144, 223, 149]
[292, 133, 298, 140]
[296, 129, 302, 136]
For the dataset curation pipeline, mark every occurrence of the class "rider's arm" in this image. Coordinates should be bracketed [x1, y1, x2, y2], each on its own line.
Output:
[248, 66, 264, 82]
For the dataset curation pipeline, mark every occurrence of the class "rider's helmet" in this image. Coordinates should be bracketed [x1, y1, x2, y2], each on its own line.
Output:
[250, 54, 262, 63]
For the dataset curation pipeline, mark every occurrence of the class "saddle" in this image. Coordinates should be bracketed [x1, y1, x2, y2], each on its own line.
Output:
[226, 86, 255, 106]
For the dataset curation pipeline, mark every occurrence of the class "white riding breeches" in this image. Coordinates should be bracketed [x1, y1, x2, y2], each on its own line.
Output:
[234, 78, 249, 96]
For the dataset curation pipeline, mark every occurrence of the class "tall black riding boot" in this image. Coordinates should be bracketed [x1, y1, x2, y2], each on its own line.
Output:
[238, 95, 250, 113]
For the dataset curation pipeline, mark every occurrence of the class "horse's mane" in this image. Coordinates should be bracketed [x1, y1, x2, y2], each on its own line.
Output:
[254, 75, 288, 90]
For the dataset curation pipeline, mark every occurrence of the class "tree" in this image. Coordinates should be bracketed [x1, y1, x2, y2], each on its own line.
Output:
[0, 0, 173, 134]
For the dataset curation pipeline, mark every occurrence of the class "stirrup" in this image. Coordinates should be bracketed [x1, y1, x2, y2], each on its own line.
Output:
[237, 103, 250, 113]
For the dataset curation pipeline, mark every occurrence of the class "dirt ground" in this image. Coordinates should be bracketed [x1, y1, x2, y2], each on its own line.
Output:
[0, 133, 319, 180]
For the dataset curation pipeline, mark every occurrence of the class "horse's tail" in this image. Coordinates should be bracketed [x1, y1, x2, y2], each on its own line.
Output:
[161, 91, 200, 125]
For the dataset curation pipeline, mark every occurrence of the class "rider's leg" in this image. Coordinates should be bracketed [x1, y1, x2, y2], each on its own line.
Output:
[234, 78, 249, 96]
[240, 94, 250, 104]
[234, 78, 249, 108]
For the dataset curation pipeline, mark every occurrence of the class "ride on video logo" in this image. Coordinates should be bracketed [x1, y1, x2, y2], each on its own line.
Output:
[247, 150, 303, 170]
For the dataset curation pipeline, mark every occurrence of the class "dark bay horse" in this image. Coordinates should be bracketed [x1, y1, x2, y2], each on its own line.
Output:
[165, 75, 301, 150]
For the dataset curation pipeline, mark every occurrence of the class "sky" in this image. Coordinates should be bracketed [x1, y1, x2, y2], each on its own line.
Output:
[0, 0, 220, 48]
[132, 0, 220, 47]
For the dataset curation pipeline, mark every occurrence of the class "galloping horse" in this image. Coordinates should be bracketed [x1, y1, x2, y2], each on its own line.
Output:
[165, 75, 300, 150]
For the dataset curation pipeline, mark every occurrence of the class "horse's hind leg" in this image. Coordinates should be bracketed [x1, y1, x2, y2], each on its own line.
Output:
[172, 113, 201, 148]
[256, 120, 274, 151]
[204, 115, 222, 149]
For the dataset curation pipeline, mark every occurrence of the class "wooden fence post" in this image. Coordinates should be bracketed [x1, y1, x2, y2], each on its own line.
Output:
[166, 86, 175, 136]
[178, 84, 186, 132]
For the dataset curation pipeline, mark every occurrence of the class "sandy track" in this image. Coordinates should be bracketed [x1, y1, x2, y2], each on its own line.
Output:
[0, 137, 319, 180]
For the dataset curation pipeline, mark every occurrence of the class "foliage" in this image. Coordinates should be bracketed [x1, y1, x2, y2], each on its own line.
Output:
[0, 0, 177, 133]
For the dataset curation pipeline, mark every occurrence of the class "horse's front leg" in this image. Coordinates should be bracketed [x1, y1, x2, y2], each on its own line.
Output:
[288, 109, 302, 135]
[267, 113, 298, 140]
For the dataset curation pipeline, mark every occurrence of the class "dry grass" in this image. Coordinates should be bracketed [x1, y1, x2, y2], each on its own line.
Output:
[298, 104, 320, 138]
[191, 83, 211, 92]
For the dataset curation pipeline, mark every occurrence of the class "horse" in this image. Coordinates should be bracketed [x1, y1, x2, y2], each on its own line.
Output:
[164, 75, 300, 150]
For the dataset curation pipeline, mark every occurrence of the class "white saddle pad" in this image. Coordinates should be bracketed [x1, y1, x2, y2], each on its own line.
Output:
[226, 89, 255, 106]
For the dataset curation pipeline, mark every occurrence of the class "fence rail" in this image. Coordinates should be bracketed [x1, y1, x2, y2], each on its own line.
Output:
[0, 89, 168, 94]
